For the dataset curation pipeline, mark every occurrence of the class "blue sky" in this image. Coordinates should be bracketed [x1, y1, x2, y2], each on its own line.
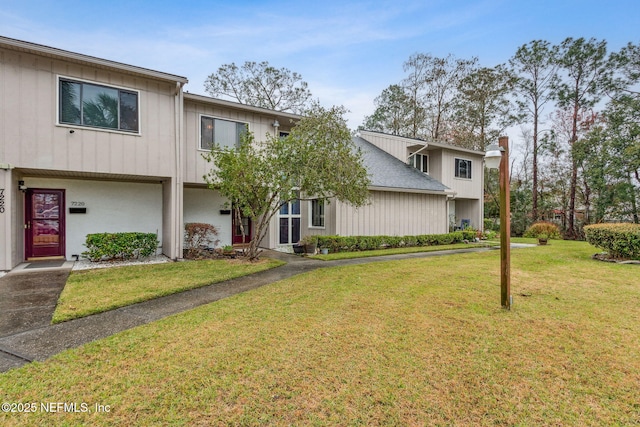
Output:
[1, 0, 638, 129]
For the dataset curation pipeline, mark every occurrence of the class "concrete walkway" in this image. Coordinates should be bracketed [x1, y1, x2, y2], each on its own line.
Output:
[0, 245, 521, 372]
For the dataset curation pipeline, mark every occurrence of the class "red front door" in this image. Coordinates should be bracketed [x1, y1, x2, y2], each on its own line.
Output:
[25, 189, 65, 259]
[232, 212, 252, 245]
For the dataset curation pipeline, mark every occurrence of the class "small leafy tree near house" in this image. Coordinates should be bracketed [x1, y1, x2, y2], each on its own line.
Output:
[203, 103, 371, 261]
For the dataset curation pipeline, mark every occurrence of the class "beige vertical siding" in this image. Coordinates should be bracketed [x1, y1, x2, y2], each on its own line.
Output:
[358, 131, 408, 161]
[427, 149, 443, 181]
[0, 48, 177, 178]
[182, 99, 284, 184]
[439, 150, 483, 199]
[299, 197, 337, 238]
[453, 199, 482, 230]
[335, 190, 447, 236]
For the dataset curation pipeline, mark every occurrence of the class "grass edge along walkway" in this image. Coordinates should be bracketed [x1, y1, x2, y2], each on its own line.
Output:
[53, 258, 285, 323]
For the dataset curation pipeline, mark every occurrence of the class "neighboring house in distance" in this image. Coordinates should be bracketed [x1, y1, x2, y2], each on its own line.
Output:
[0, 36, 486, 270]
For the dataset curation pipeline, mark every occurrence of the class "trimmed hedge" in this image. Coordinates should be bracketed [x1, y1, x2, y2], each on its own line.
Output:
[584, 223, 640, 260]
[83, 232, 159, 261]
[315, 230, 476, 254]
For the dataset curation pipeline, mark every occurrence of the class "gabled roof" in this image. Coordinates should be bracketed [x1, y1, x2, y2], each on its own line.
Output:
[359, 129, 485, 157]
[184, 92, 301, 124]
[353, 136, 450, 195]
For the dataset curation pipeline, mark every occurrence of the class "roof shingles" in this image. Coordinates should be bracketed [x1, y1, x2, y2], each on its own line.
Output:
[353, 136, 449, 194]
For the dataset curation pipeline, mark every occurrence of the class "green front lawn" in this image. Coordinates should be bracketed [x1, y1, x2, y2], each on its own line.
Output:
[3, 240, 639, 426]
[52, 258, 284, 323]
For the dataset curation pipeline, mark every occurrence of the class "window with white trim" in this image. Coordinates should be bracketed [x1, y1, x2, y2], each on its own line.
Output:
[200, 116, 248, 150]
[59, 78, 139, 133]
[279, 192, 301, 244]
[455, 158, 472, 179]
[409, 152, 429, 173]
[309, 199, 325, 228]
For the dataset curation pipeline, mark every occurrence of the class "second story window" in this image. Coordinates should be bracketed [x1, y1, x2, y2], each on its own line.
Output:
[59, 78, 139, 133]
[455, 158, 472, 179]
[409, 152, 429, 173]
[200, 116, 248, 150]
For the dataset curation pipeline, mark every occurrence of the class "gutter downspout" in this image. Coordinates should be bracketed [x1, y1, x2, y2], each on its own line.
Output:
[174, 81, 185, 260]
[446, 191, 457, 232]
[0, 164, 14, 271]
[407, 142, 429, 164]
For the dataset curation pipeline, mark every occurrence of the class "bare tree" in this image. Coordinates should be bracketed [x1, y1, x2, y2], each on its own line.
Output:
[452, 65, 519, 150]
[204, 61, 312, 114]
[402, 53, 477, 141]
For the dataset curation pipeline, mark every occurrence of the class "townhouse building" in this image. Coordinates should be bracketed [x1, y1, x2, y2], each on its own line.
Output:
[0, 36, 484, 271]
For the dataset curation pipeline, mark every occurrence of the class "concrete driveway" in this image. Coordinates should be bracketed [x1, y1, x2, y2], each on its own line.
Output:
[0, 262, 72, 370]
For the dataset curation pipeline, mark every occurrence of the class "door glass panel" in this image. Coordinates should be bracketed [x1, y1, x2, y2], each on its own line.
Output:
[279, 202, 289, 215]
[235, 217, 249, 236]
[27, 190, 65, 258]
[279, 218, 289, 244]
[291, 199, 300, 215]
[33, 220, 60, 246]
[291, 218, 300, 243]
[33, 193, 60, 219]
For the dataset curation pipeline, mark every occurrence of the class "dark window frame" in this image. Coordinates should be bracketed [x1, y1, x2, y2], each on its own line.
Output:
[455, 158, 472, 179]
[58, 77, 139, 133]
[200, 115, 248, 151]
[309, 199, 325, 228]
[409, 152, 429, 173]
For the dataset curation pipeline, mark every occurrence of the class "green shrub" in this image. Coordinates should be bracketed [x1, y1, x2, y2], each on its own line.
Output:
[402, 235, 418, 247]
[523, 221, 561, 239]
[461, 228, 477, 241]
[584, 223, 640, 260]
[83, 232, 159, 261]
[315, 232, 470, 254]
[483, 230, 498, 240]
[385, 236, 403, 248]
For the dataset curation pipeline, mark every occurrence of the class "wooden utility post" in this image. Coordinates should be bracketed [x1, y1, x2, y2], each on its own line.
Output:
[499, 136, 511, 310]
